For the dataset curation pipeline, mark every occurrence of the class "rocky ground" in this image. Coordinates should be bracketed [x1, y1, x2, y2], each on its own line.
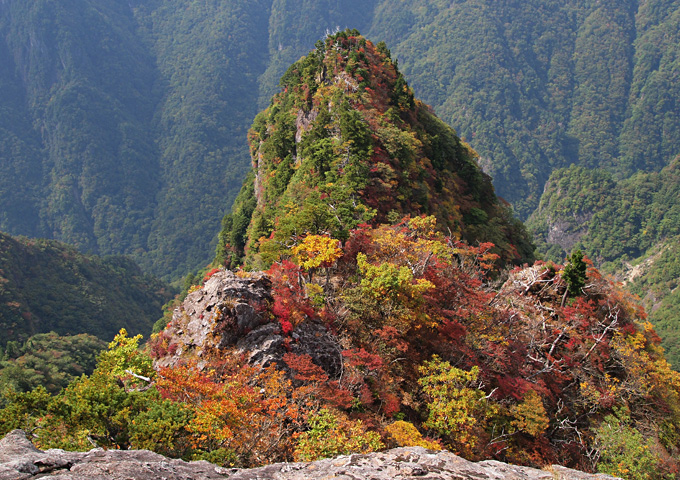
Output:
[0, 429, 620, 480]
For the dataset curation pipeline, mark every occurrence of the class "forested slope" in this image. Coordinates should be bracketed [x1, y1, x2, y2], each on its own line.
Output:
[3, 0, 680, 279]
[527, 159, 680, 366]
[0, 0, 378, 280]
[0, 231, 171, 347]
[368, 0, 680, 216]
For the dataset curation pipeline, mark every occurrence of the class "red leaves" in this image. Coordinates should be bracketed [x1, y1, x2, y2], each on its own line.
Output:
[203, 268, 221, 282]
[284, 353, 328, 383]
[284, 353, 352, 409]
[280, 319, 293, 335]
[342, 348, 384, 371]
[269, 260, 316, 333]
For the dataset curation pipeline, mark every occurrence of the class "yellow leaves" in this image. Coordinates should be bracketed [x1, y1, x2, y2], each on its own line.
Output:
[98, 328, 154, 385]
[626, 331, 648, 352]
[357, 252, 434, 303]
[292, 234, 343, 271]
[417, 356, 495, 451]
[372, 215, 450, 269]
[407, 215, 437, 236]
[385, 420, 441, 450]
[579, 374, 621, 410]
[510, 390, 549, 437]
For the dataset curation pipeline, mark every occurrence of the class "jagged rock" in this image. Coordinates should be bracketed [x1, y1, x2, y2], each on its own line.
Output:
[154, 269, 342, 378]
[0, 430, 621, 480]
[154, 270, 273, 368]
[237, 320, 343, 378]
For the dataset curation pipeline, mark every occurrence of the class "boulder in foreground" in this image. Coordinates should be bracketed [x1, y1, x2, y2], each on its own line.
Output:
[0, 429, 620, 480]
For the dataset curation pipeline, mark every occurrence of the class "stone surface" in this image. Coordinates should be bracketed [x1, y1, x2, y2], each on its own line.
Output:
[236, 320, 343, 378]
[0, 430, 621, 480]
[154, 269, 343, 378]
[154, 270, 273, 368]
[0, 430, 226, 480]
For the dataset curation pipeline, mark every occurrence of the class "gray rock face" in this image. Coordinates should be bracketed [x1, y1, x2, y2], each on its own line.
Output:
[154, 270, 273, 368]
[0, 430, 621, 480]
[545, 212, 592, 254]
[154, 269, 343, 378]
[236, 319, 344, 378]
[0, 429, 226, 480]
[225, 449, 621, 480]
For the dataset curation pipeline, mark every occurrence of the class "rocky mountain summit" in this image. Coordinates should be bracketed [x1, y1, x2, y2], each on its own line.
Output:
[0, 429, 620, 480]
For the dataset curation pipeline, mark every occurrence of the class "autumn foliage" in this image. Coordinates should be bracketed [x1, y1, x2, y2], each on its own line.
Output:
[2, 29, 680, 480]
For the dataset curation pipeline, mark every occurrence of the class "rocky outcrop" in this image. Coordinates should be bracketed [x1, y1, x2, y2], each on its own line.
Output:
[236, 320, 343, 379]
[154, 270, 273, 369]
[0, 429, 226, 480]
[545, 212, 592, 254]
[154, 269, 343, 378]
[0, 430, 621, 480]
[225, 447, 621, 480]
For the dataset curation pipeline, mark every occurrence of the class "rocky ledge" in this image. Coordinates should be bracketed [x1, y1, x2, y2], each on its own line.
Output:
[0, 429, 620, 480]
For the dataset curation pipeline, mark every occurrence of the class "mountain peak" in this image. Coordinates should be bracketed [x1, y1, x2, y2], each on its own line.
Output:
[217, 30, 533, 270]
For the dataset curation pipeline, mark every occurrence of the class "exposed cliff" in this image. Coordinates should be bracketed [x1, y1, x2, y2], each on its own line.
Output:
[153, 270, 342, 379]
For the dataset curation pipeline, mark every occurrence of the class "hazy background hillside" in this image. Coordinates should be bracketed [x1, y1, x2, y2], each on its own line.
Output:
[0, 0, 377, 280]
[1, 0, 680, 353]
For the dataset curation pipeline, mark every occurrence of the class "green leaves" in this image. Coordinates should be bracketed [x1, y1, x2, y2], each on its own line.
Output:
[594, 410, 662, 480]
[418, 356, 494, 451]
[293, 408, 384, 462]
[97, 329, 155, 386]
[562, 249, 588, 296]
[0, 332, 105, 395]
[0, 328, 182, 452]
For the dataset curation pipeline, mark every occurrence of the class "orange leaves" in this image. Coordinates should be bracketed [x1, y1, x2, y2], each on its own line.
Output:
[156, 359, 302, 466]
[342, 348, 384, 372]
[284, 352, 328, 383]
[156, 363, 224, 405]
[450, 240, 500, 276]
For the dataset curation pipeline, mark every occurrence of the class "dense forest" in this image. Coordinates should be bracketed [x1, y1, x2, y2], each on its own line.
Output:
[2, 0, 680, 280]
[2, 34, 680, 479]
[0, 231, 172, 347]
[2, 0, 680, 474]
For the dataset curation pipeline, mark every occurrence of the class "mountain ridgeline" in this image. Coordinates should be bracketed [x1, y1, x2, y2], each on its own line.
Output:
[216, 31, 534, 269]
